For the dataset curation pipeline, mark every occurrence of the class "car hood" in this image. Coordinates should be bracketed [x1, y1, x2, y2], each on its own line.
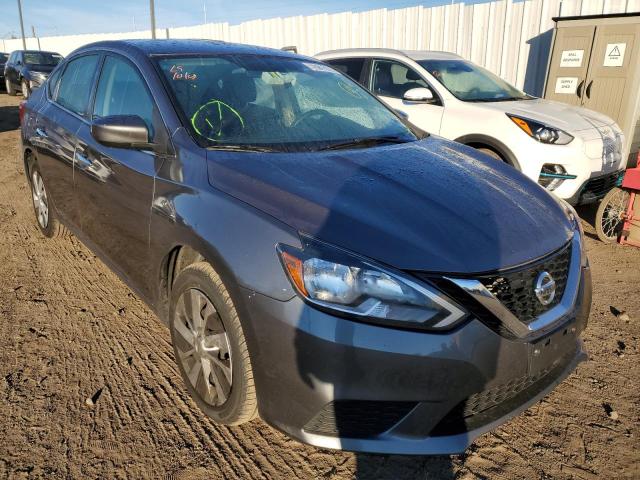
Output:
[478, 98, 615, 132]
[206, 137, 573, 273]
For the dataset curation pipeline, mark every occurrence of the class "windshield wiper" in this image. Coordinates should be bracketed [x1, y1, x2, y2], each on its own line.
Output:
[207, 144, 279, 153]
[318, 136, 412, 151]
[467, 96, 529, 103]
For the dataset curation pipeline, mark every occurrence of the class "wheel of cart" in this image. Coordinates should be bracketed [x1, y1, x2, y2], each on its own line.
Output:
[596, 154, 640, 246]
[596, 187, 630, 243]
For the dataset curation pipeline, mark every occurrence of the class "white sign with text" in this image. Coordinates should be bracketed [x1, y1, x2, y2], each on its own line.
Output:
[555, 77, 579, 94]
[560, 49, 584, 67]
[604, 43, 626, 67]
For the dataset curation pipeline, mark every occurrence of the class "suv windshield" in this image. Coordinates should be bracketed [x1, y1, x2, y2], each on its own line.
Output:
[418, 59, 529, 102]
[157, 55, 416, 152]
[23, 52, 62, 66]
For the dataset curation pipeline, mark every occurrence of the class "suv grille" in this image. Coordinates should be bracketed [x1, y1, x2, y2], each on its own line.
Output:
[580, 171, 622, 202]
[477, 243, 571, 324]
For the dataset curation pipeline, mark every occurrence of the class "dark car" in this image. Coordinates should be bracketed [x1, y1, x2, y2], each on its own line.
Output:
[20, 40, 591, 455]
[4, 50, 62, 98]
[0, 52, 8, 86]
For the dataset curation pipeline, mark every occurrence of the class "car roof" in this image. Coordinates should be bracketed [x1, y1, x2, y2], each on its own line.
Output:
[316, 48, 464, 61]
[73, 39, 306, 60]
[15, 50, 61, 54]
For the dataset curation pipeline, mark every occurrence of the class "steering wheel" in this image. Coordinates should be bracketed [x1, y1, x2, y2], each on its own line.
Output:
[292, 109, 333, 129]
[191, 99, 245, 141]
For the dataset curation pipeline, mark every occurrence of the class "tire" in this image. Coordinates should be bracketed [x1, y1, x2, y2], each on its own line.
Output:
[28, 161, 69, 238]
[169, 262, 257, 425]
[21, 79, 30, 99]
[5, 78, 16, 96]
[595, 187, 630, 243]
[476, 147, 504, 162]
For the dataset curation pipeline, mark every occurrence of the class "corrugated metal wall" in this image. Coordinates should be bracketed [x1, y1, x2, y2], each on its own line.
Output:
[1, 0, 637, 95]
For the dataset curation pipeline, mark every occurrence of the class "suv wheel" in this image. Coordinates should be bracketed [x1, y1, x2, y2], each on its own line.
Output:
[21, 79, 30, 98]
[169, 262, 258, 425]
[476, 147, 504, 162]
[29, 161, 68, 238]
[5, 78, 16, 96]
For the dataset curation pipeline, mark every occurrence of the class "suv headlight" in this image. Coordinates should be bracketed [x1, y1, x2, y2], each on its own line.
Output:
[277, 237, 467, 330]
[507, 114, 574, 145]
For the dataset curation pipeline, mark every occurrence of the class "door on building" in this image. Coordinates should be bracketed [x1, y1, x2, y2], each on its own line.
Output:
[581, 23, 640, 125]
[545, 26, 595, 105]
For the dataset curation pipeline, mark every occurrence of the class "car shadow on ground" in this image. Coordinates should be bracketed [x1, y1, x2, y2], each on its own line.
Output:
[0, 105, 20, 133]
[576, 204, 600, 241]
[348, 453, 457, 479]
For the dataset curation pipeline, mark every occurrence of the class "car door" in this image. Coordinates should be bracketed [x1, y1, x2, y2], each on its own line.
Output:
[34, 54, 100, 229]
[369, 59, 444, 134]
[73, 54, 169, 296]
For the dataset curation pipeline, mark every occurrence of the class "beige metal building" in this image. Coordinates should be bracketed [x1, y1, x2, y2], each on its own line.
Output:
[544, 12, 640, 167]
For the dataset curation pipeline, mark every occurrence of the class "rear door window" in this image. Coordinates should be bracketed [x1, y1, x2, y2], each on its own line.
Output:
[92, 55, 156, 136]
[325, 58, 366, 84]
[55, 54, 99, 116]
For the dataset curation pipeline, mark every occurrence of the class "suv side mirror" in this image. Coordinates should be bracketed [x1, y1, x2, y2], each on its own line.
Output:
[403, 87, 436, 103]
[91, 115, 151, 149]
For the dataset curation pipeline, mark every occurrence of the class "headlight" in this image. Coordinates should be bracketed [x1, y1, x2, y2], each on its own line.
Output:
[277, 237, 467, 330]
[507, 114, 573, 145]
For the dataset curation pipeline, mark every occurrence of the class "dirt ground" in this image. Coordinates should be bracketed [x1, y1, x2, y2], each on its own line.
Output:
[0, 92, 638, 480]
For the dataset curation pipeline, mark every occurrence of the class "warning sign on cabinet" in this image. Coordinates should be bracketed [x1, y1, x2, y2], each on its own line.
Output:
[555, 77, 579, 94]
[604, 43, 626, 67]
[560, 50, 584, 67]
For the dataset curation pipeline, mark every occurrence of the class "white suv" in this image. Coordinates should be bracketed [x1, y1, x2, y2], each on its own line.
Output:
[316, 49, 625, 204]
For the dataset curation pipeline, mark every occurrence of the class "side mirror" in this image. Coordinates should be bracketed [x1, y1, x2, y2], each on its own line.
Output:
[403, 87, 435, 103]
[91, 115, 151, 149]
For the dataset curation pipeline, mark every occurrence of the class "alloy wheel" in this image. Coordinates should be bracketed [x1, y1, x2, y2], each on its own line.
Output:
[31, 171, 49, 229]
[174, 288, 232, 407]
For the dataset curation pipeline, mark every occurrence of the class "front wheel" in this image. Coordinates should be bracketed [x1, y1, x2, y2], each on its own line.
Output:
[21, 79, 30, 98]
[5, 78, 16, 96]
[169, 262, 257, 425]
[595, 187, 630, 243]
[475, 147, 505, 162]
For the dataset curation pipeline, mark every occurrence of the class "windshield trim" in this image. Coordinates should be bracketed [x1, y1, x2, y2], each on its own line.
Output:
[153, 53, 424, 153]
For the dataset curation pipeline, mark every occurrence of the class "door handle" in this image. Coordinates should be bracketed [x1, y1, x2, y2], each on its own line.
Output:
[576, 80, 585, 98]
[585, 80, 593, 99]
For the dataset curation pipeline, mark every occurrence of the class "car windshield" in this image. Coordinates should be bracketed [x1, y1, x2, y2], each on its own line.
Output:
[418, 59, 529, 102]
[0, 53, 8, 62]
[157, 55, 417, 152]
[23, 52, 62, 66]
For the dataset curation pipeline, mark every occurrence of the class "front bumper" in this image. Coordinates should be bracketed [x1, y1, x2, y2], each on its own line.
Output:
[238, 262, 591, 455]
